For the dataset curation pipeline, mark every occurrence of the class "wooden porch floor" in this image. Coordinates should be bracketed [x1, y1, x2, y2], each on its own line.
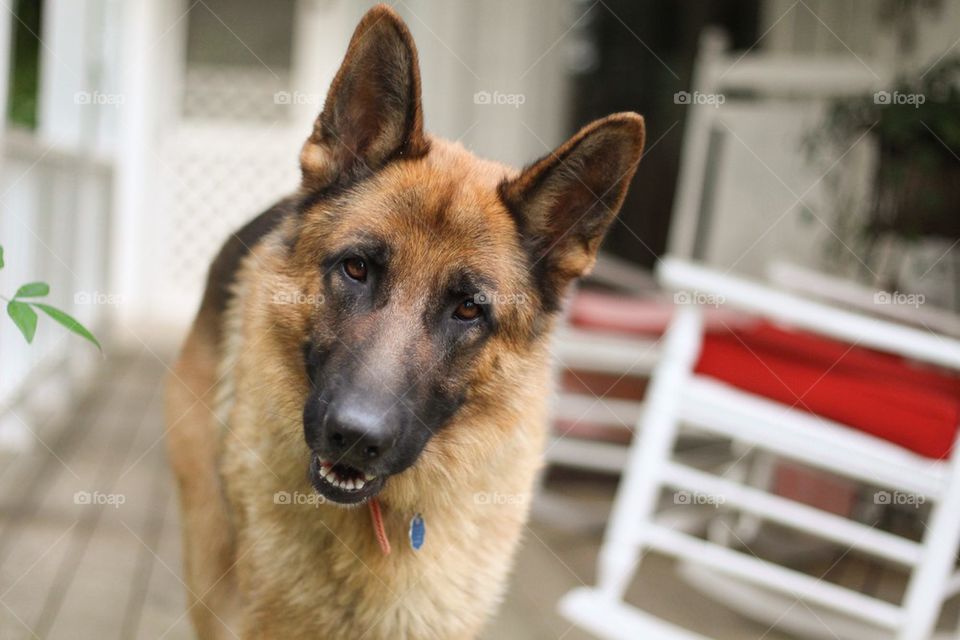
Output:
[0, 347, 191, 639]
[0, 345, 792, 639]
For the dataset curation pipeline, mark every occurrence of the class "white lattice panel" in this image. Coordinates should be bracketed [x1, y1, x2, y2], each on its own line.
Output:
[155, 124, 303, 323]
[183, 65, 292, 124]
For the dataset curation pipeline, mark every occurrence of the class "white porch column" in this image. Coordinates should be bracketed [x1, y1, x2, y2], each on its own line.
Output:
[0, 3, 12, 133]
[38, 0, 91, 148]
[112, 0, 186, 327]
[290, 0, 356, 134]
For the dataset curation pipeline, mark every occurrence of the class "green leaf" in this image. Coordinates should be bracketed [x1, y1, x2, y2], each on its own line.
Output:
[14, 281, 49, 298]
[32, 303, 101, 351]
[7, 300, 37, 343]
[0, 245, 4, 269]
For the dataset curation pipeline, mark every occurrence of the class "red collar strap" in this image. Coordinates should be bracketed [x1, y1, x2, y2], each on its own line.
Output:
[368, 497, 391, 555]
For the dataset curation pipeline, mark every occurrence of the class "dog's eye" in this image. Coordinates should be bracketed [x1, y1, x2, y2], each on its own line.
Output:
[453, 299, 482, 321]
[342, 257, 368, 282]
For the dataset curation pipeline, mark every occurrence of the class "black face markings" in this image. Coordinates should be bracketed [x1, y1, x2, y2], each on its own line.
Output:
[414, 267, 501, 347]
[321, 236, 391, 275]
[446, 269, 495, 302]
[302, 339, 327, 386]
[317, 236, 395, 316]
[301, 229, 514, 483]
[302, 340, 316, 381]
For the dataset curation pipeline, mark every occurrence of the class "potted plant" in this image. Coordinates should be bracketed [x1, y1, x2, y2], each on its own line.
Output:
[806, 55, 960, 309]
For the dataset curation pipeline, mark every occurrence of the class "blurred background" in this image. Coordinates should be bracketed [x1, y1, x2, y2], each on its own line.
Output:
[1, 1, 960, 638]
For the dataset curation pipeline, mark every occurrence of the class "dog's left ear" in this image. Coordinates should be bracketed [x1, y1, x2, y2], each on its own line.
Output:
[500, 112, 645, 308]
[300, 4, 428, 191]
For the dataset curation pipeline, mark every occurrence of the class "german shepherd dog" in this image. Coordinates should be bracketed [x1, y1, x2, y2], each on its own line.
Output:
[167, 5, 644, 638]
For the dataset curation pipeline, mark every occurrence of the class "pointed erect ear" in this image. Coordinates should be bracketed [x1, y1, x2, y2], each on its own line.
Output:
[300, 4, 428, 191]
[499, 112, 645, 308]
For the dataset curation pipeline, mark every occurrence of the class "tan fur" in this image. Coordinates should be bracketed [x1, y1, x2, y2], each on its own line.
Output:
[166, 323, 242, 639]
[167, 5, 644, 639]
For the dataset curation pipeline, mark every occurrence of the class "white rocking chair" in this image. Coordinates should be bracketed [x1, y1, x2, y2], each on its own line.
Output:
[559, 257, 960, 640]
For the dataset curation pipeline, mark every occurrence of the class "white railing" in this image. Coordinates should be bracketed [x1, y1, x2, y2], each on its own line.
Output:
[0, 130, 113, 450]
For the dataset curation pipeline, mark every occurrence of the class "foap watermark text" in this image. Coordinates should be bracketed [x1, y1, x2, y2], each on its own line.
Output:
[674, 490, 725, 508]
[74, 491, 126, 508]
[474, 90, 525, 108]
[272, 291, 326, 306]
[74, 91, 124, 108]
[674, 290, 725, 307]
[674, 91, 725, 107]
[874, 90, 925, 107]
[473, 491, 528, 505]
[274, 491, 327, 507]
[875, 490, 925, 508]
[274, 90, 322, 107]
[874, 290, 925, 309]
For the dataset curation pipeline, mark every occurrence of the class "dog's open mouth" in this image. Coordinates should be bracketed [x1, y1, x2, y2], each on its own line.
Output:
[308, 453, 385, 505]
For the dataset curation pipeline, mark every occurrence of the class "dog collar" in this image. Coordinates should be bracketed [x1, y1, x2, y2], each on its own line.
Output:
[368, 498, 425, 555]
[368, 498, 391, 555]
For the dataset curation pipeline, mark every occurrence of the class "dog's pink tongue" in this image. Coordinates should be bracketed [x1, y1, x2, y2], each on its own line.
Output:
[369, 498, 391, 555]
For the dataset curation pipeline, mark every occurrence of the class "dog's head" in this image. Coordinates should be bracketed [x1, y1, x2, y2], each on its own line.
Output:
[285, 5, 644, 505]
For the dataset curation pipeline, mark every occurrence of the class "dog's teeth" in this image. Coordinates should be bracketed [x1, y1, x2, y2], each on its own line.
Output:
[316, 462, 372, 491]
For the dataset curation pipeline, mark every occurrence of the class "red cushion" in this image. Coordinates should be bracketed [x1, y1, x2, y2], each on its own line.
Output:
[568, 290, 748, 336]
[567, 290, 675, 336]
[696, 322, 960, 459]
[566, 291, 960, 459]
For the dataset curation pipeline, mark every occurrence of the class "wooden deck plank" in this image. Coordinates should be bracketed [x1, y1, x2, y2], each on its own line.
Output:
[117, 379, 182, 639]
[40, 526, 147, 640]
[0, 351, 149, 639]
[0, 519, 77, 639]
[132, 493, 195, 640]
[31, 358, 157, 635]
[41, 350, 172, 639]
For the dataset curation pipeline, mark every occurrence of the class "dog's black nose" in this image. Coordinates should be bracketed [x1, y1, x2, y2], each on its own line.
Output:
[324, 402, 393, 463]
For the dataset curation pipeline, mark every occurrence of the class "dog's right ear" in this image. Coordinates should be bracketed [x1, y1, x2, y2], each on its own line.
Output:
[300, 4, 428, 191]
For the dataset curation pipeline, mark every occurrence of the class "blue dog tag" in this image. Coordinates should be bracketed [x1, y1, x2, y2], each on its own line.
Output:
[409, 513, 425, 551]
